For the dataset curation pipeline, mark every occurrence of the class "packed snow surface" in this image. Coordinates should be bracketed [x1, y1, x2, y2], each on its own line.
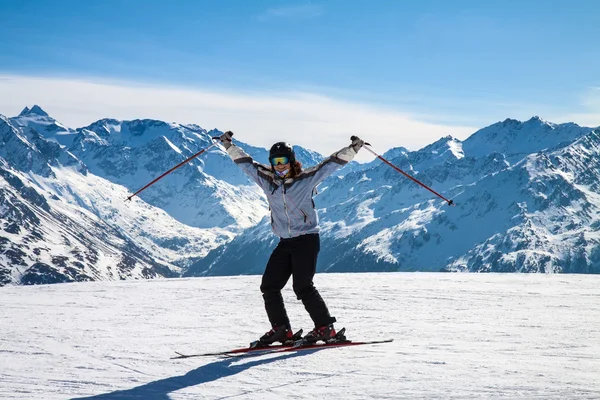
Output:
[1, 272, 599, 399]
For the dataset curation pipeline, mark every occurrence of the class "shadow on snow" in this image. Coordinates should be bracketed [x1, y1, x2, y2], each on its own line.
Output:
[72, 350, 317, 400]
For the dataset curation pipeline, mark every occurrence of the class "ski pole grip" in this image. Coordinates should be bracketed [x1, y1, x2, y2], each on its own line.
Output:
[211, 131, 234, 140]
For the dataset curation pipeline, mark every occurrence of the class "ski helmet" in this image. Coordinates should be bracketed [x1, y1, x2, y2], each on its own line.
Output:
[269, 142, 295, 166]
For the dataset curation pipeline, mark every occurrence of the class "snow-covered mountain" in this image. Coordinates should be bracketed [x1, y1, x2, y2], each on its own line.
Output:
[0, 115, 177, 285]
[66, 118, 268, 229]
[462, 116, 592, 161]
[0, 107, 327, 285]
[10, 106, 78, 147]
[2, 106, 599, 286]
[187, 117, 600, 276]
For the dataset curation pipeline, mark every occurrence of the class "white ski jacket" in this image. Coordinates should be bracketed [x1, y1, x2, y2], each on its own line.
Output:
[227, 144, 357, 239]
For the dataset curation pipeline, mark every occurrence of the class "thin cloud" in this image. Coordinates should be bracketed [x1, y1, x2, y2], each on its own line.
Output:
[552, 87, 600, 128]
[257, 4, 324, 21]
[581, 87, 600, 110]
[0, 74, 477, 162]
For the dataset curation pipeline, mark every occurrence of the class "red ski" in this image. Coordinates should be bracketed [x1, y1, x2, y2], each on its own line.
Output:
[171, 328, 393, 359]
[171, 329, 303, 359]
[226, 337, 394, 358]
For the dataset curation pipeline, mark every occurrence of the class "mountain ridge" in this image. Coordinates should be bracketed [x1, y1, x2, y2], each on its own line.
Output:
[1, 105, 599, 286]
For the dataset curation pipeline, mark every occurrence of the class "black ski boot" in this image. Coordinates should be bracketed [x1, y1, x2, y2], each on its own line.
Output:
[302, 324, 338, 344]
[250, 326, 299, 348]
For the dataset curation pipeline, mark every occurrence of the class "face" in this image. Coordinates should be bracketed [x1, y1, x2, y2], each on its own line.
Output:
[273, 163, 291, 172]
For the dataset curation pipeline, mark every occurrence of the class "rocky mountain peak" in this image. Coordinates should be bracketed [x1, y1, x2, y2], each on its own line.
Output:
[18, 105, 50, 117]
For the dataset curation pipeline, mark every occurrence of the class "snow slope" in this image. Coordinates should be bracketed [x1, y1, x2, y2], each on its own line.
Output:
[0, 273, 599, 399]
[0, 162, 177, 285]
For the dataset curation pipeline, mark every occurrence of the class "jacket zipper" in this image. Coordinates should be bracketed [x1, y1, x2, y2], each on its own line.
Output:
[282, 188, 292, 237]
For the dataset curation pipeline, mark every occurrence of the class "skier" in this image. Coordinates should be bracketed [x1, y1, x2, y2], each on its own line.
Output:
[217, 131, 364, 346]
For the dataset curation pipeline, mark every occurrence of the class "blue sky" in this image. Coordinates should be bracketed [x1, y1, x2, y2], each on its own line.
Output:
[1, 0, 599, 155]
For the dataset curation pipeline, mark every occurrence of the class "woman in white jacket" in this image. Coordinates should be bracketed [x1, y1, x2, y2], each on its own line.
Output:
[218, 131, 364, 346]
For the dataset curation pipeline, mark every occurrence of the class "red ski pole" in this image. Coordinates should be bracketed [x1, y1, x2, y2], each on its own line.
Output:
[355, 136, 455, 206]
[125, 140, 221, 201]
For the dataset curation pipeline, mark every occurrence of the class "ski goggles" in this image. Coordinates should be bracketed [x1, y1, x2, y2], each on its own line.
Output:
[270, 156, 290, 166]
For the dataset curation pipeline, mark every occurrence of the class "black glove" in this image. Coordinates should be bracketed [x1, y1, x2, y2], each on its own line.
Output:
[215, 131, 233, 149]
[350, 135, 364, 153]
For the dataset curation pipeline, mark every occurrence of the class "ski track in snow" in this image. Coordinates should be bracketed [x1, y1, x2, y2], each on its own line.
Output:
[1, 273, 599, 399]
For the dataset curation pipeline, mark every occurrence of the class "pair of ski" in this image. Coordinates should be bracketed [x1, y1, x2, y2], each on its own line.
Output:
[172, 328, 393, 360]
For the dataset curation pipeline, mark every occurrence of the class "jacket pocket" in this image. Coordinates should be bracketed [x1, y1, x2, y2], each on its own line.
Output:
[300, 209, 309, 223]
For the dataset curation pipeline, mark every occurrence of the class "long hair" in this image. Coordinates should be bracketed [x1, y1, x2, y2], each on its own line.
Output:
[289, 161, 302, 178]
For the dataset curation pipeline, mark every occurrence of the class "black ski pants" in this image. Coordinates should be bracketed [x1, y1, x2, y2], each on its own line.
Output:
[260, 233, 336, 330]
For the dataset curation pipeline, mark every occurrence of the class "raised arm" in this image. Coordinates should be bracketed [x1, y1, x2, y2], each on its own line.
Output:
[300, 136, 365, 186]
[217, 131, 275, 192]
